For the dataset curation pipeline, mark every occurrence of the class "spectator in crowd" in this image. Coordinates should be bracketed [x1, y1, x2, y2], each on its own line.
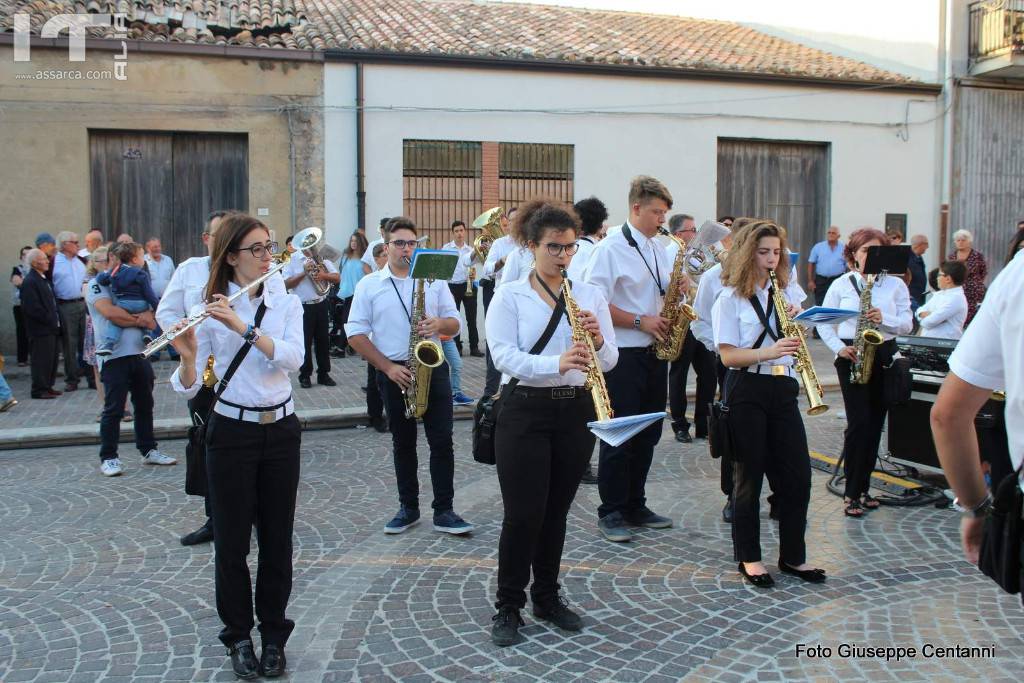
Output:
[144, 237, 177, 361]
[95, 242, 159, 356]
[79, 230, 104, 259]
[372, 242, 386, 270]
[806, 226, 846, 307]
[718, 216, 735, 228]
[886, 228, 904, 245]
[35, 231, 57, 284]
[0, 365, 16, 412]
[332, 232, 370, 358]
[1006, 227, 1024, 266]
[86, 255, 175, 477]
[53, 231, 89, 392]
[11, 245, 33, 367]
[947, 229, 988, 326]
[116, 233, 133, 244]
[907, 234, 929, 310]
[20, 248, 62, 399]
[916, 261, 968, 340]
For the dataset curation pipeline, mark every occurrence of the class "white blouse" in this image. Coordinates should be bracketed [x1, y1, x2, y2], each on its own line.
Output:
[916, 286, 967, 340]
[486, 275, 618, 387]
[816, 272, 913, 354]
[712, 279, 804, 373]
[171, 281, 305, 407]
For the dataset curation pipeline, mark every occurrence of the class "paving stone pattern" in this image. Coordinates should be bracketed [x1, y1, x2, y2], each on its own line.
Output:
[0, 411, 1021, 682]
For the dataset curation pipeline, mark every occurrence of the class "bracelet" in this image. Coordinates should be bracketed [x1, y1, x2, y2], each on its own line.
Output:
[953, 492, 993, 519]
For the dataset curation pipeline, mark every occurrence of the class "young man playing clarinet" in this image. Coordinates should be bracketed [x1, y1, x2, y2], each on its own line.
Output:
[346, 217, 474, 536]
[582, 176, 677, 543]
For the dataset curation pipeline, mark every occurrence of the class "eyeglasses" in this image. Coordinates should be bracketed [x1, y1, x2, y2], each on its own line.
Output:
[388, 239, 417, 249]
[541, 242, 579, 257]
[233, 241, 279, 259]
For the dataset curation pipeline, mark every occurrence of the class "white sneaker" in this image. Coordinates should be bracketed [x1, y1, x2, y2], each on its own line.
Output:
[142, 449, 177, 466]
[100, 458, 124, 476]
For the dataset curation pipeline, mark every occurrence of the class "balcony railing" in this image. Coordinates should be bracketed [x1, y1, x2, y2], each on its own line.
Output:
[969, 0, 1024, 63]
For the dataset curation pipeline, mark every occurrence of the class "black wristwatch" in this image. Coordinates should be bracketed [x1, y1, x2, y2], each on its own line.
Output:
[633, 315, 642, 330]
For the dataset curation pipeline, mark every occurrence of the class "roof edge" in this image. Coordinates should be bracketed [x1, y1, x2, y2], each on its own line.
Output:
[324, 48, 941, 94]
[0, 34, 324, 62]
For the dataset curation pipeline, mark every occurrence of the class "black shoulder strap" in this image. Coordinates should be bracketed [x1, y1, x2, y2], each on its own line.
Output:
[747, 291, 781, 342]
[849, 273, 862, 295]
[504, 294, 567, 394]
[211, 300, 268, 405]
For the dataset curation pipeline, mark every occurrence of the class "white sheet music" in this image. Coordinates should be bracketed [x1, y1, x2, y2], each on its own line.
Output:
[587, 412, 667, 447]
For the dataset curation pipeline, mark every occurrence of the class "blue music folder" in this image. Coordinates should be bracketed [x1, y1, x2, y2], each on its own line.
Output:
[794, 306, 860, 324]
[588, 412, 667, 447]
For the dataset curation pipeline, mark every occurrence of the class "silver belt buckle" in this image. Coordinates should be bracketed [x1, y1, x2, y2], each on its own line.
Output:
[551, 387, 576, 399]
[259, 410, 276, 425]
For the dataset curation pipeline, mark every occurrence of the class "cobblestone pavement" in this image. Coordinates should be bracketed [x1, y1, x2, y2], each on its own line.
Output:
[1, 406, 1021, 682]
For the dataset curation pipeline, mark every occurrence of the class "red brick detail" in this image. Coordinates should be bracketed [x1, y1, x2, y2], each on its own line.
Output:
[481, 141, 500, 209]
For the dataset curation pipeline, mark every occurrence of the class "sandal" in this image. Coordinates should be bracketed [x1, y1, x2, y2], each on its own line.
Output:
[861, 494, 881, 510]
[844, 499, 864, 518]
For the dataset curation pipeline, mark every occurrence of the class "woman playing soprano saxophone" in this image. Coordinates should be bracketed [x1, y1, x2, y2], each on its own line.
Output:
[485, 199, 618, 646]
[711, 220, 825, 589]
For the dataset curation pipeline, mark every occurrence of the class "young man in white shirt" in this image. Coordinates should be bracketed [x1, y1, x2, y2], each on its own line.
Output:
[915, 260, 968, 339]
[283, 240, 340, 388]
[346, 218, 473, 536]
[442, 220, 482, 358]
[144, 237, 178, 360]
[582, 176, 677, 543]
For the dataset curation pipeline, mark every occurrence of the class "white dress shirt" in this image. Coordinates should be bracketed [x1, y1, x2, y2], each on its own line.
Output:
[441, 241, 474, 283]
[482, 234, 516, 284]
[582, 222, 671, 348]
[816, 272, 913, 355]
[916, 286, 967, 340]
[170, 282, 305, 409]
[52, 252, 87, 300]
[566, 236, 598, 282]
[499, 246, 535, 287]
[362, 238, 385, 271]
[948, 251, 1022, 490]
[144, 253, 176, 298]
[344, 264, 461, 361]
[691, 262, 724, 352]
[712, 280, 803, 376]
[487, 275, 618, 386]
[283, 254, 338, 303]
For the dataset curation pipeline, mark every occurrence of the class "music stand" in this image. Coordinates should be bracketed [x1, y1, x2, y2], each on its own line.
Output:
[409, 249, 459, 280]
[863, 245, 911, 275]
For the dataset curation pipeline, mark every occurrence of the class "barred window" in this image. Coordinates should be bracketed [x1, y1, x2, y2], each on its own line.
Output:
[403, 140, 483, 247]
[499, 142, 574, 211]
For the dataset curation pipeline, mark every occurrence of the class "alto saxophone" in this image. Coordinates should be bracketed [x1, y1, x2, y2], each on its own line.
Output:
[561, 269, 613, 422]
[655, 228, 698, 360]
[403, 270, 444, 419]
[850, 274, 884, 385]
[768, 270, 828, 416]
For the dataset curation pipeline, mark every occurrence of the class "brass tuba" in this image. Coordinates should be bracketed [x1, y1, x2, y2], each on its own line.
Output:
[296, 226, 333, 297]
[769, 270, 828, 415]
[562, 268, 613, 422]
[403, 263, 444, 419]
[850, 274, 884, 384]
[655, 228, 698, 360]
[472, 206, 504, 263]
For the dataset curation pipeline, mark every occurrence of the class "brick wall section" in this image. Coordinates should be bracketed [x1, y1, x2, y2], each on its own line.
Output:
[481, 141, 500, 210]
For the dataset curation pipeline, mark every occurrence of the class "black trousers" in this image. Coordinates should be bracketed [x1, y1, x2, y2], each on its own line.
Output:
[813, 275, 841, 307]
[332, 296, 353, 350]
[206, 412, 301, 648]
[495, 389, 595, 609]
[13, 306, 29, 363]
[366, 363, 383, 420]
[57, 299, 86, 385]
[481, 280, 501, 397]
[299, 299, 331, 379]
[597, 348, 667, 520]
[188, 385, 216, 519]
[377, 361, 455, 513]
[99, 355, 156, 461]
[29, 333, 60, 397]
[727, 371, 811, 564]
[480, 279, 495, 314]
[835, 339, 894, 500]
[715, 358, 733, 497]
[669, 331, 717, 437]
[448, 282, 480, 351]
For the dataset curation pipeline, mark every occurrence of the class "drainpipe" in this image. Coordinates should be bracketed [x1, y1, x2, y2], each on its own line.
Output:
[939, 0, 954, 250]
[356, 62, 366, 231]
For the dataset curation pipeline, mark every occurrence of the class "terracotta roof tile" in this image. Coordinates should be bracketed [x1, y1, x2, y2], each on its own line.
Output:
[1, 0, 915, 83]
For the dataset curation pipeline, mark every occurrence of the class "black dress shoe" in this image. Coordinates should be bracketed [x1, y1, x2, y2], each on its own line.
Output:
[259, 644, 286, 678]
[738, 563, 775, 588]
[674, 430, 692, 444]
[317, 374, 337, 387]
[778, 561, 827, 583]
[370, 415, 388, 433]
[299, 377, 312, 389]
[227, 640, 259, 680]
[180, 521, 214, 546]
[470, 349, 485, 357]
[579, 466, 598, 485]
[722, 498, 734, 523]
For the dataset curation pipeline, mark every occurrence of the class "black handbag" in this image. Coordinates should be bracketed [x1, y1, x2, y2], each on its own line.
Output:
[978, 465, 1023, 597]
[183, 302, 267, 496]
[472, 296, 566, 465]
[883, 356, 913, 407]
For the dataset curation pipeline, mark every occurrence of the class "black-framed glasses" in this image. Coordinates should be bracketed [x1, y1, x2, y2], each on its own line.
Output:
[388, 239, 417, 249]
[233, 241, 278, 258]
[542, 242, 579, 257]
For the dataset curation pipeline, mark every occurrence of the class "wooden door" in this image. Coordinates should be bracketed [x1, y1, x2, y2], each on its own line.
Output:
[717, 139, 830, 296]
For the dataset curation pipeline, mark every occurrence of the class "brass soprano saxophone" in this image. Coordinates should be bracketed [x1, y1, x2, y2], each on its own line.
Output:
[655, 229, 698, 360]
[403, 270, 444, 419]
[851, 274, 884, 385]
[561, 268, 613, 422]
[769, 270, 829, 416]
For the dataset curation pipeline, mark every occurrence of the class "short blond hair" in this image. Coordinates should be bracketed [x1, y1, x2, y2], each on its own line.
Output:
[628, 176, 673, 209]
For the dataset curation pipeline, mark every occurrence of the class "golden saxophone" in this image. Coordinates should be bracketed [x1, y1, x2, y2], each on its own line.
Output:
[655, 228, 698, 360]
[851, 274, 884, 385]
[403, 264, 444, 419]
[561, 268, 613, 422]
[768, 270, 828, 416]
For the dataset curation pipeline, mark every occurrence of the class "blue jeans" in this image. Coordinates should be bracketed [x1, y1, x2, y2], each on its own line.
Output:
[442, 339, 462, 394]
[101, 298, 152, 348]
[0, 372, 12, 402]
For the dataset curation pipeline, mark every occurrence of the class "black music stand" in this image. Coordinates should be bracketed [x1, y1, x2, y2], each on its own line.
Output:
[862, 245, 912, 275]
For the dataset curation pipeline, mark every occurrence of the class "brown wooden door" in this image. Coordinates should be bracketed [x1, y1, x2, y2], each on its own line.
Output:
[717, 139, 830, 297]
[90, 131, 248, 265]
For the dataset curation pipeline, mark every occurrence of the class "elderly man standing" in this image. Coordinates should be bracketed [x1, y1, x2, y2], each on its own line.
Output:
[53, 231, 88, 391]
[20, 248, 62, 399]
[908, 234, 929, 311]
[806, 225, 846, 306]
[79, 230, 104, 260]
[144, 237, 177, 361]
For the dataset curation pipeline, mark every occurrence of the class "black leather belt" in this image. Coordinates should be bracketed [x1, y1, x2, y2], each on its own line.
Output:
[511, 385, 581, 400]
[57, 297, 84, 304]
[621, 345, 657, 355]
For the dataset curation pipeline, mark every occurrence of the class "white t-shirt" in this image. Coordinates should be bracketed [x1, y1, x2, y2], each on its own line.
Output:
[915, 286, 967, 340]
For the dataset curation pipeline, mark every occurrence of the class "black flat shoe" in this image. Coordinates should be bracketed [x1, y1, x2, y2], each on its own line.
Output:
[299, 377, 312, 389]
[778, 562, 827, 583]
[227, 640, 259, 680]
[180, 522, 214, 546]
[738, 563, 775, 588]
[259, 644, 286, 678]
